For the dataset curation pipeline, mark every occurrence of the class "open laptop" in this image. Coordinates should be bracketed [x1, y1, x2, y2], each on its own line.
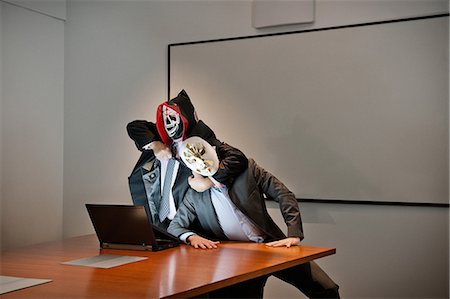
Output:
[85, 204, 180, 251]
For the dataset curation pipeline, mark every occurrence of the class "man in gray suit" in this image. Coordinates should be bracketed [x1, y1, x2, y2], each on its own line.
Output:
[168, 137, 340, 298]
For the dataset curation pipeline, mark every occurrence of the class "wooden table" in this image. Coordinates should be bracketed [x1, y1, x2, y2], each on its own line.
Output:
[1, 234, 335, 298]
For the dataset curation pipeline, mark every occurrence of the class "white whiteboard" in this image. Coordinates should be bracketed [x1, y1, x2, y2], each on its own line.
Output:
[170, 17, 449, 205]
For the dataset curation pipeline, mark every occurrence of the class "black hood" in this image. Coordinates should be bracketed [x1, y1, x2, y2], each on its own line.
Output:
[156, 89, 198, 145]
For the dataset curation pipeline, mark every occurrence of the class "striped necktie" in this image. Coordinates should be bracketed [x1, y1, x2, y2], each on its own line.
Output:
[159, 158, 176, 222]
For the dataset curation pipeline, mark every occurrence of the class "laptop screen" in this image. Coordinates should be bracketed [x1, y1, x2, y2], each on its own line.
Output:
[86, 204, 158, 246]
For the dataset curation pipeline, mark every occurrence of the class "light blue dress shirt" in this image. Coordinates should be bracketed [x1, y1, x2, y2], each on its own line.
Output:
[180, 186, 265, 243]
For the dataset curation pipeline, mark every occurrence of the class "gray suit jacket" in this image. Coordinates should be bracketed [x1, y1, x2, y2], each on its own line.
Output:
[168, 159, 304, 242]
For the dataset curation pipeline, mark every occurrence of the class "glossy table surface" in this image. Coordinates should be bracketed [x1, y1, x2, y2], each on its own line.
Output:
[1, 234, 335, 298]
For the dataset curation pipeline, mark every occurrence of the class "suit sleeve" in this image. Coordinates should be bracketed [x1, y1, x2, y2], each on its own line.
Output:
[167, 191, 198, 238]
[251, 160, 304, 240]
[126, 120, 161, 151]
[212, 142, 249, 188]
[190, 120, 248, 187]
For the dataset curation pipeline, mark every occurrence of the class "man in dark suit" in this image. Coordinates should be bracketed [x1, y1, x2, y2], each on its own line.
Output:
[127, 90, 248, 229]
[168, 137, 340, 298]
[127, 119, 192, 229]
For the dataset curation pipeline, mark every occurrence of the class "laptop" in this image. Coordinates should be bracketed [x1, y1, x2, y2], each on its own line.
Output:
[85, 204, 180, 251]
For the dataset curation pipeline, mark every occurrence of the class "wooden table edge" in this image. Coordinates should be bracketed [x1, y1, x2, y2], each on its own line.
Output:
[162, 247, 336, 299]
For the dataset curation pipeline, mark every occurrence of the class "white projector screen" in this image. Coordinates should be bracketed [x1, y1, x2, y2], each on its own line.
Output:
[169, 16, 449, 205]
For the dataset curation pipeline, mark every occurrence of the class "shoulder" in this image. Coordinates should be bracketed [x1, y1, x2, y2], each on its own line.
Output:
[246, 158, 260, 174]
[185, 188, 208, 202]
[189, 120, 218, 144]
[248, 158, 257, 167]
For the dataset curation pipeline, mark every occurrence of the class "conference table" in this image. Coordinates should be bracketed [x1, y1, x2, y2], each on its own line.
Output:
[1, 234, 335, 298]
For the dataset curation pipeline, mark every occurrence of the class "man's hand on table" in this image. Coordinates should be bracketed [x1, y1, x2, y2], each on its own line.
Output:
[187, 234, 220, 249]
[265, 237, 301, 248]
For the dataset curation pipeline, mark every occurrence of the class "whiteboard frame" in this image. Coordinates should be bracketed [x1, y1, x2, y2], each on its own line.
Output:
[168, 14, 450, 207]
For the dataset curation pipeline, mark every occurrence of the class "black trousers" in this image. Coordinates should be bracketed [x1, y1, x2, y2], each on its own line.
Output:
[208, 261, 339, 299]
[272, 261, 340, 298]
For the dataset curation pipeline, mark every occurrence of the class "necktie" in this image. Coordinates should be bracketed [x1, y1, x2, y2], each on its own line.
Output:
[159, 158, 176, 222]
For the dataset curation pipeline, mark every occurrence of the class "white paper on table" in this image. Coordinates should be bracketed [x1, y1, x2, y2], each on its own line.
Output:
[62, 254, 148, 268]
[0, 275, 52, 295]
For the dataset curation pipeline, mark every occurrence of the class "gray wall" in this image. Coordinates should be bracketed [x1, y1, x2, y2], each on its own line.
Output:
[1, 0, 448, 298]
[1, 0, 65, 249]
[0, 1, 3, 249]
[266, 202, 449, 298]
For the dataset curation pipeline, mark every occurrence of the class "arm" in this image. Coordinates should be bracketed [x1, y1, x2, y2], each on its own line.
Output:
[187, 142, 248, 192]
[212, 142, 248, 187]
[126, 120, 159, 151]
[167, 191, 219, 249]
[127, 120, 171, 160]
[188, 120, 248, 188]
[167, 192, 197, 237]
[250, 159, 304, 241]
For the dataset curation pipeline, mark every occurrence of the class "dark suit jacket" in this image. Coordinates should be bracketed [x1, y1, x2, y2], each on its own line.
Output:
[133, 158, 191, 229]
[127, 120, 191, 228]
[168, 159, 304, 242]
[126, 120, 248, 229]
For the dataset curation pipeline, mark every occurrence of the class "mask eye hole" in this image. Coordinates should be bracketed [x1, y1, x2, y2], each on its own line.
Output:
[167, 115, 176, 122]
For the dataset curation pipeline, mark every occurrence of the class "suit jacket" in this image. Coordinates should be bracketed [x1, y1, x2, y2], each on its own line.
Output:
[127, 120, 191, 229]
[126, 120, 248, 229]
[138, 159, 192, 229]
[168, 159, 304, 242]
